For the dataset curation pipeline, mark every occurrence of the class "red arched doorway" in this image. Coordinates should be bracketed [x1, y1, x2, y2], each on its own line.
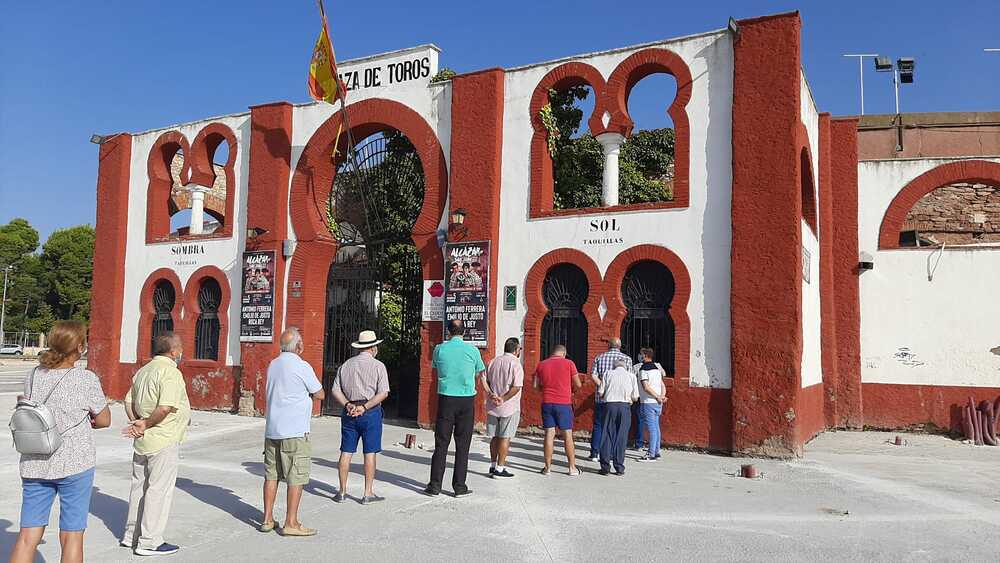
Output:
[287, 98, 448, 423]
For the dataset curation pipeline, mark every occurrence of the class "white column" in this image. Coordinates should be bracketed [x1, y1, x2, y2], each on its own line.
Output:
[188, 185, 210, 235]
[597, 132, 625, 207]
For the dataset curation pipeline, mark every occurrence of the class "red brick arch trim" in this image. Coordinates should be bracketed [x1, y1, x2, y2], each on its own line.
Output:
[136, 269, 183, 363]
[605, 47, 693, 210]
[286, 98, 448, 382]
[878, 160, 1000, 249]
[189, 123, 237, 238]
[603, 244, 692, 386]
[529, 63, 610, 217]
[146, 124, 238, 243]
[146, 132, 190, 243]
[522, 249, 605, 377]
[181, 266, 231, 368]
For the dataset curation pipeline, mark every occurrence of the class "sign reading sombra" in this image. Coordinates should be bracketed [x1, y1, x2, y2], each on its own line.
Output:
[240, 250, 276, 342]
[444, 241, 490, 348]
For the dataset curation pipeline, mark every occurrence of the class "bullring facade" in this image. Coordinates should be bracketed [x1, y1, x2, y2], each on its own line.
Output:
[88, 12, 1000, 457]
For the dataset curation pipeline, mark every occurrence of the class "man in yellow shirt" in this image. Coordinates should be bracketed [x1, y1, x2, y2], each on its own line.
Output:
[120, 332, 191, 557]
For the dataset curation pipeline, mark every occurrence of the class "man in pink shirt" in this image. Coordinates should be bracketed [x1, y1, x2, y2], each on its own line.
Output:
[480, 337, 524, 478]
[533, 345, 583, 476]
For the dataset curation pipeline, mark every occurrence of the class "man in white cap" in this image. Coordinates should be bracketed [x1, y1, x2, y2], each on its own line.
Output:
[330, 330, 390, 505]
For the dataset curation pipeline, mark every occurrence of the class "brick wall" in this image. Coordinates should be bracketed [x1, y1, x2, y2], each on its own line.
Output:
[903, 181, 1000, 245]
[169, 153, 228, 221]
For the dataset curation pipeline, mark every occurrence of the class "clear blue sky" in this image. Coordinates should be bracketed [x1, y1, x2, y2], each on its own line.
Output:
[1, 0, 997, 241]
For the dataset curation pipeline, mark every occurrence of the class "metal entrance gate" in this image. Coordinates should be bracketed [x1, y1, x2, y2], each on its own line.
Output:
[619, 261, 675, 375]
[321, 131, 425, 419]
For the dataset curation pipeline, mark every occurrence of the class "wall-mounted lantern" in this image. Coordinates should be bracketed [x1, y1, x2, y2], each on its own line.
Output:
[448, 208, 469, 240]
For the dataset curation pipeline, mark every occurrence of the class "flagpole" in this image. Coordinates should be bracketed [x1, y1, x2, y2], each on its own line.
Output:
[316, 0, 383, 242]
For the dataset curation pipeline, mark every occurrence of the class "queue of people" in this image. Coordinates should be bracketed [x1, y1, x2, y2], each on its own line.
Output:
[9, 319, 667, 560]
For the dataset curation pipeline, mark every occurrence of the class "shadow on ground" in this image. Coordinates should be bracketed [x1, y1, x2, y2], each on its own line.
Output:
[90, 487, 128, 539]
[175, 477, 264, 529]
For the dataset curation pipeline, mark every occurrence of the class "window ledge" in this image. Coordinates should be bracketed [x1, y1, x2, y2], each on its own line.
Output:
[531, 199, 687, 220]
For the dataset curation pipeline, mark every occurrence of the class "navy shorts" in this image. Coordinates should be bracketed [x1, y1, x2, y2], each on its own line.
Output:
[341, 406, 383, 454]
[20, 467, 95, 531]
[541, 403, 574, 430]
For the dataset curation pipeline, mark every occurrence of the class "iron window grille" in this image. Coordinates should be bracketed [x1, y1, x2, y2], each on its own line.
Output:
[194, 278, 222, 361]
[620, 261, 675, 375]
[151, 280, 175, 356]
[540, 263, 589, 373]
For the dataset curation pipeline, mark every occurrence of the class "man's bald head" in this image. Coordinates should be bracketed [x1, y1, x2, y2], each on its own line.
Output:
[608, 337, 622, 349]
[551, 345, 567, 358]
[280, 327, 303, 354]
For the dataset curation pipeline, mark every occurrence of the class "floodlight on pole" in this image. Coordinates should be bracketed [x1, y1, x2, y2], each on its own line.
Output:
[843, 54, 879, 115]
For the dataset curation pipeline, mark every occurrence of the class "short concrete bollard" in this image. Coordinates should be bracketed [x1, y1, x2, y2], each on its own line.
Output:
[404, 434, 416, 449]
[894, 435, 904, 446]
[740, 464, 757, 478]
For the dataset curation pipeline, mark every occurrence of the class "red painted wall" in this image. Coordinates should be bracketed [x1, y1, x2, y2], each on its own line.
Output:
[817, 113, 839, 427]
[830, 118, 862, 427]
[241, 102, 294, 414]
[730, 12, 806, 456]
[446, 68, 506, 425]
[862, 383, 1000, 432]
[89, 134, 133, 398]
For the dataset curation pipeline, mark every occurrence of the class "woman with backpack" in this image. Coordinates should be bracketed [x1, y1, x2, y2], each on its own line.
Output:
[9, 320, 111, 563]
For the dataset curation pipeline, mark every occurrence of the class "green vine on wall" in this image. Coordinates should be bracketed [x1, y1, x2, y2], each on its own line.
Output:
[539, 98, 560, 158]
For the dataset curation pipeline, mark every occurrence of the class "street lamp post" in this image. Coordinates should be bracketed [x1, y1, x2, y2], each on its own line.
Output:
[843, 54, 879, 115]
[0, 265, 13, 347]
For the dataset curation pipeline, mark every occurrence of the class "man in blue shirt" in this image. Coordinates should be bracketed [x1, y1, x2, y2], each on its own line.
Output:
[261, 328, 324, 536]
[425, 319, 485, 497]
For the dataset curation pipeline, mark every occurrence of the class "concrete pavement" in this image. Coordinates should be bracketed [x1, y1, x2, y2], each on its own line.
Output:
[1, 363, 999, 561]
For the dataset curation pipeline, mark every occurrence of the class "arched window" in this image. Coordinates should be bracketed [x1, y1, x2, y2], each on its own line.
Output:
[620, 261, 675, 375]
[540, 264, 589, 373]
[151, 280, 175, 355]
[194, 278, 222, 360]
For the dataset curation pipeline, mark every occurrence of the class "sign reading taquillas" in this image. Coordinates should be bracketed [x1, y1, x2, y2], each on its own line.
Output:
[444, 241, 490, 348]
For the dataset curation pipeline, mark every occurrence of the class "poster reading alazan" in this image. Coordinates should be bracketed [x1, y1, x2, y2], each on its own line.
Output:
[444, 241, 489, 347]
[240, 250, 276, 342]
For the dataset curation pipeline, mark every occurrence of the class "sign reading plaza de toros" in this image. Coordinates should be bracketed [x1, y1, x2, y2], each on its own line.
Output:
[336, 45, 439, 94]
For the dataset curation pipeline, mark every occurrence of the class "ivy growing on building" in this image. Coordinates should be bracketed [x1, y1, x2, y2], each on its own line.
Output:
[546, 87, 674, 209]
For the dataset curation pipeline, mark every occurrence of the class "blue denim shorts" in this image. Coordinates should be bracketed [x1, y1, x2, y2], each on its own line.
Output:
[541, 403, 574, 430]
[20, 467, 95, 531]
[341, 406, 383, 454]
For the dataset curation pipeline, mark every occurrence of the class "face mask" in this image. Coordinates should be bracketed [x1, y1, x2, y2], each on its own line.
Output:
[174, 354, 183, 366]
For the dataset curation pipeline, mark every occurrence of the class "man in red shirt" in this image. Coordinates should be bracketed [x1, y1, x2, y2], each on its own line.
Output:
[532, 345, 583, 476]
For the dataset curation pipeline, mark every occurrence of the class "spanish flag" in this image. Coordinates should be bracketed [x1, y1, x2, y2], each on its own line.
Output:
[308, 12, 342, 104]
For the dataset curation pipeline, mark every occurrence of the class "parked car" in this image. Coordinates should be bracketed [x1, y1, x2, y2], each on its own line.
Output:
[0, 344, 24, 355]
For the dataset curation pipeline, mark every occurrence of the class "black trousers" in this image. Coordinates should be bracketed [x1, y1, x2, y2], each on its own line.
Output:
[428, 395, 475, 492]
[599, 402, 631, 472]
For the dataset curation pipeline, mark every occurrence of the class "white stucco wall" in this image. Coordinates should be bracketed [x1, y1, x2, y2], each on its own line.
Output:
[799, 72, 822, 388]
[495, 31, 733, 388]
[118, 113, 252, 364]
[859, 156, 1000, 387]
[801, 219, 822, 387]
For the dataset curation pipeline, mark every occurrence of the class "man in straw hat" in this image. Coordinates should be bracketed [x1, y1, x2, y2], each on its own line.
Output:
[330, 329, 390, 505]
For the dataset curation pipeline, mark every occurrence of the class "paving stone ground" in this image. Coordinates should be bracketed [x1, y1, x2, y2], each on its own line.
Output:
[2, 362, 998, 562]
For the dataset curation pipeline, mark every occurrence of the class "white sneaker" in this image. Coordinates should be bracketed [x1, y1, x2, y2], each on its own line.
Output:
[588, 456, 599, 462]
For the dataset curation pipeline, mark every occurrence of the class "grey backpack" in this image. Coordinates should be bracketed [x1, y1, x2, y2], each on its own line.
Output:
[9, 368, 79, 455]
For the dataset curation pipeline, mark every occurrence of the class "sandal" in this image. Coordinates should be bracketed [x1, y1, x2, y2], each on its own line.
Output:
[280, 524, 317, 537]
[567, 467, 581, 476]
[540, 466, 551, 475]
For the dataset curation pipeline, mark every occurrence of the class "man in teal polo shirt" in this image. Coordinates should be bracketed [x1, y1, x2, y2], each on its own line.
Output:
[425, 319, 485, 497]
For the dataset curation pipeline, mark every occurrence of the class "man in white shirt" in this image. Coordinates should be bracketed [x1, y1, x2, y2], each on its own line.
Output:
[260, 328, 324, 536]
[596, 358, 639, 476]
[635, 347, 667, 462]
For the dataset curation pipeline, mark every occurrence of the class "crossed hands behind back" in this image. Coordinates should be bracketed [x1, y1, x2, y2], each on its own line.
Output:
[121, 419, 147, 439]
[345, 403, 366, 417]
